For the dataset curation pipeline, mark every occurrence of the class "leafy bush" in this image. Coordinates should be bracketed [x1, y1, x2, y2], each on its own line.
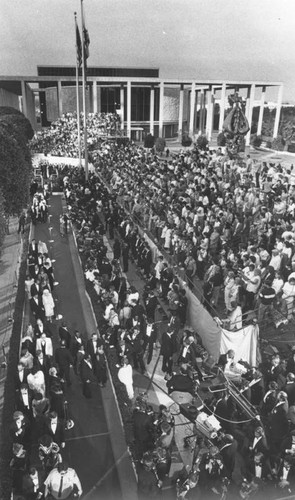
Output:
[0, 123, 32, 215]
[266, 140, 272, 148]
[252, 135, 262, 147]
[272, 135, 285, 151]
[144, 133, 155, 149]
[155, 137, 166, 154]
[196, 134, 208, 150]
[181, 134, 192, 147]
[217, 132, 226, 147]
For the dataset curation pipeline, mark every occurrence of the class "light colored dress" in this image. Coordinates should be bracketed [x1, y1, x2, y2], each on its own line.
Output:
[118, 363, 134, 399]
[42, 289, 55, 319]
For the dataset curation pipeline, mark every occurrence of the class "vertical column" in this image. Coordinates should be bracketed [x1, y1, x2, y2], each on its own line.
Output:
[150, 86, 155, 135]
[206, 87, 213, 140]
[257, 86, 266, 136]
[194, 90, 198, 133]
[178, 84, 184, 141]
[93, 81, 98, 113]
[158, 81, 164, 138]
[57, 81, 63, 117]
[189, 81, 196, 138]
[97, 86, 101, 114]
[120, 84, 125, 131]
[21, 80, 28, 117]
[199, 90, 205, 133]
[245, 84, 255, 146]
[218, 83, 226, 132]
[127, 80, 131, 139]
[273, 84, 284, 139]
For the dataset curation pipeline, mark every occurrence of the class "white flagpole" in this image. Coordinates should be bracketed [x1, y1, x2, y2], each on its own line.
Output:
[74, 12, 82, 169]
[80, 0, 89, 181]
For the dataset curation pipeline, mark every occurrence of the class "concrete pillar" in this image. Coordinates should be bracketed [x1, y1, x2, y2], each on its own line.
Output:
[206, 88, 213, 140]
[256, 86, 266, 137]
[245, 84, 255, 146]
[150, 86, 155, 135]
[178, 84, 184, 140]
[97, 86, 101, 114]
[273, 84, 284, 139]
[57, 81, 63, 117]
[158, 81, 164, 138]
[93, 81, 98, 113]
[120, 85, 125, 131]
[218, 83, 226, 132]
[194, 90, 198, 133]
[21, 80, 28, 118]
[189, 81, 196, 138]
[199, 90, 205, 133]
[127, 81, 131, 139]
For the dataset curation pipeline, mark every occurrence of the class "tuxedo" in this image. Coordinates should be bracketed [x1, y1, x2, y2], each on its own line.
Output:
[116, 343, 132, 365]
[34, 355, 51, 379]
[28, 241, 38, 263]
[15, 368, 30, 392]
[80, 358, 95, 398]
[55, 347, 73, 385]
[86, 337, 103, 365]
[30, 296, 45, 321]
[36, 337, 53, 358]
[145, 295, 158, 322]
[142, 323, 157, 364]
[160, 331, 177, 376]
[58, 326, 72, 349]
[30, 282, 41, 298]
[284, 381, 295, 406]
[42, 418, 65, 446]
[15, 388, 34, 420]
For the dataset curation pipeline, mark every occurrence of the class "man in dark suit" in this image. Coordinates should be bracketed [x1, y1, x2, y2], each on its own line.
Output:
[142, 321, 157, 365]
[58, 322, 72, 350]
[284, 372, 295, 406]
[144, 291, 158, 323]
[15, 362, 30, 392]
[160, 328, 177, 379]
[30, 278, 42, 299]
[86, 332, 103, 371]
[34, 350, 50, 380]
[15, 383, 34, 421]
[28, 239, 38, 263]
[42, 411, 65, 448]
[80, 354, 95, 398]
[55, 340, 74, 386]
[30, 294, 45, 322]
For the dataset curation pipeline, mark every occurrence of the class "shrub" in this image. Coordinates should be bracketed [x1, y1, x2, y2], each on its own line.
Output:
[181, 134, 192, 147]
[144, 133, 155, 149]
[196, 134, 208, 150]
[266, 140, 272, 148]
[252, 135, 262, 148]
[155, 137, 166, 154]
[272, 136, 285, 151]
[217, 132, 226, 147]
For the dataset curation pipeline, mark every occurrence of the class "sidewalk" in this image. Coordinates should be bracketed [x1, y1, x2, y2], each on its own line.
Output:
[0, 219, 24, 438]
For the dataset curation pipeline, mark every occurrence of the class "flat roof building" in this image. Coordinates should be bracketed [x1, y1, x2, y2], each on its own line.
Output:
[0, 66, 283, 144]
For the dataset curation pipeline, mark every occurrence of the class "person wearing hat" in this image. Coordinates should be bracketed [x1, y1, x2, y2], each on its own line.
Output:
[44, 461, 82, 499]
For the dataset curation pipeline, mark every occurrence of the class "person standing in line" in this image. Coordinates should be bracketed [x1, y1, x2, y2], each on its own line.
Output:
[44, 461, 82, 499]
[55, 340, 74, 387]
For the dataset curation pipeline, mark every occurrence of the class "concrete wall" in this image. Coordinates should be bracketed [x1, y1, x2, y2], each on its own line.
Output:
[0, 88, 19, 110]
[25, 85, 37, 129]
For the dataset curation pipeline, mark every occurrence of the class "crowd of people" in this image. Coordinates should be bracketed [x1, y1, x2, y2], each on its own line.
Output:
[19, 110, 295, 499]
[59, 164, 295, 499]
[30, 112, 121, 158]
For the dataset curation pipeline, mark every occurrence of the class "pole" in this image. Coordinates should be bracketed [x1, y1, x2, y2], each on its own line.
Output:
[74, 12, 82, 169]
[80, 0, 89, 181]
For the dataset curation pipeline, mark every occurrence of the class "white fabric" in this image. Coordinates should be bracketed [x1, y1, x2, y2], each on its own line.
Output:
[220, 324, 259, 366]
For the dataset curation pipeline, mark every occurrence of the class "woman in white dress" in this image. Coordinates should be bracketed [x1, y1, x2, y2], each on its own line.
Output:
[42, 288, 55, 322]
[118, 356, 134, 400]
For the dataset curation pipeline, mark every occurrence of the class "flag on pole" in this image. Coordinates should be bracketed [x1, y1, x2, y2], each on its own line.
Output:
[83, 27, 90, 60]
[76, 23, 82, 68]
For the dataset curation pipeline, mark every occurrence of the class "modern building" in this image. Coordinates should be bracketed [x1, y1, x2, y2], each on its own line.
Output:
[0, 66, 283, 144]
